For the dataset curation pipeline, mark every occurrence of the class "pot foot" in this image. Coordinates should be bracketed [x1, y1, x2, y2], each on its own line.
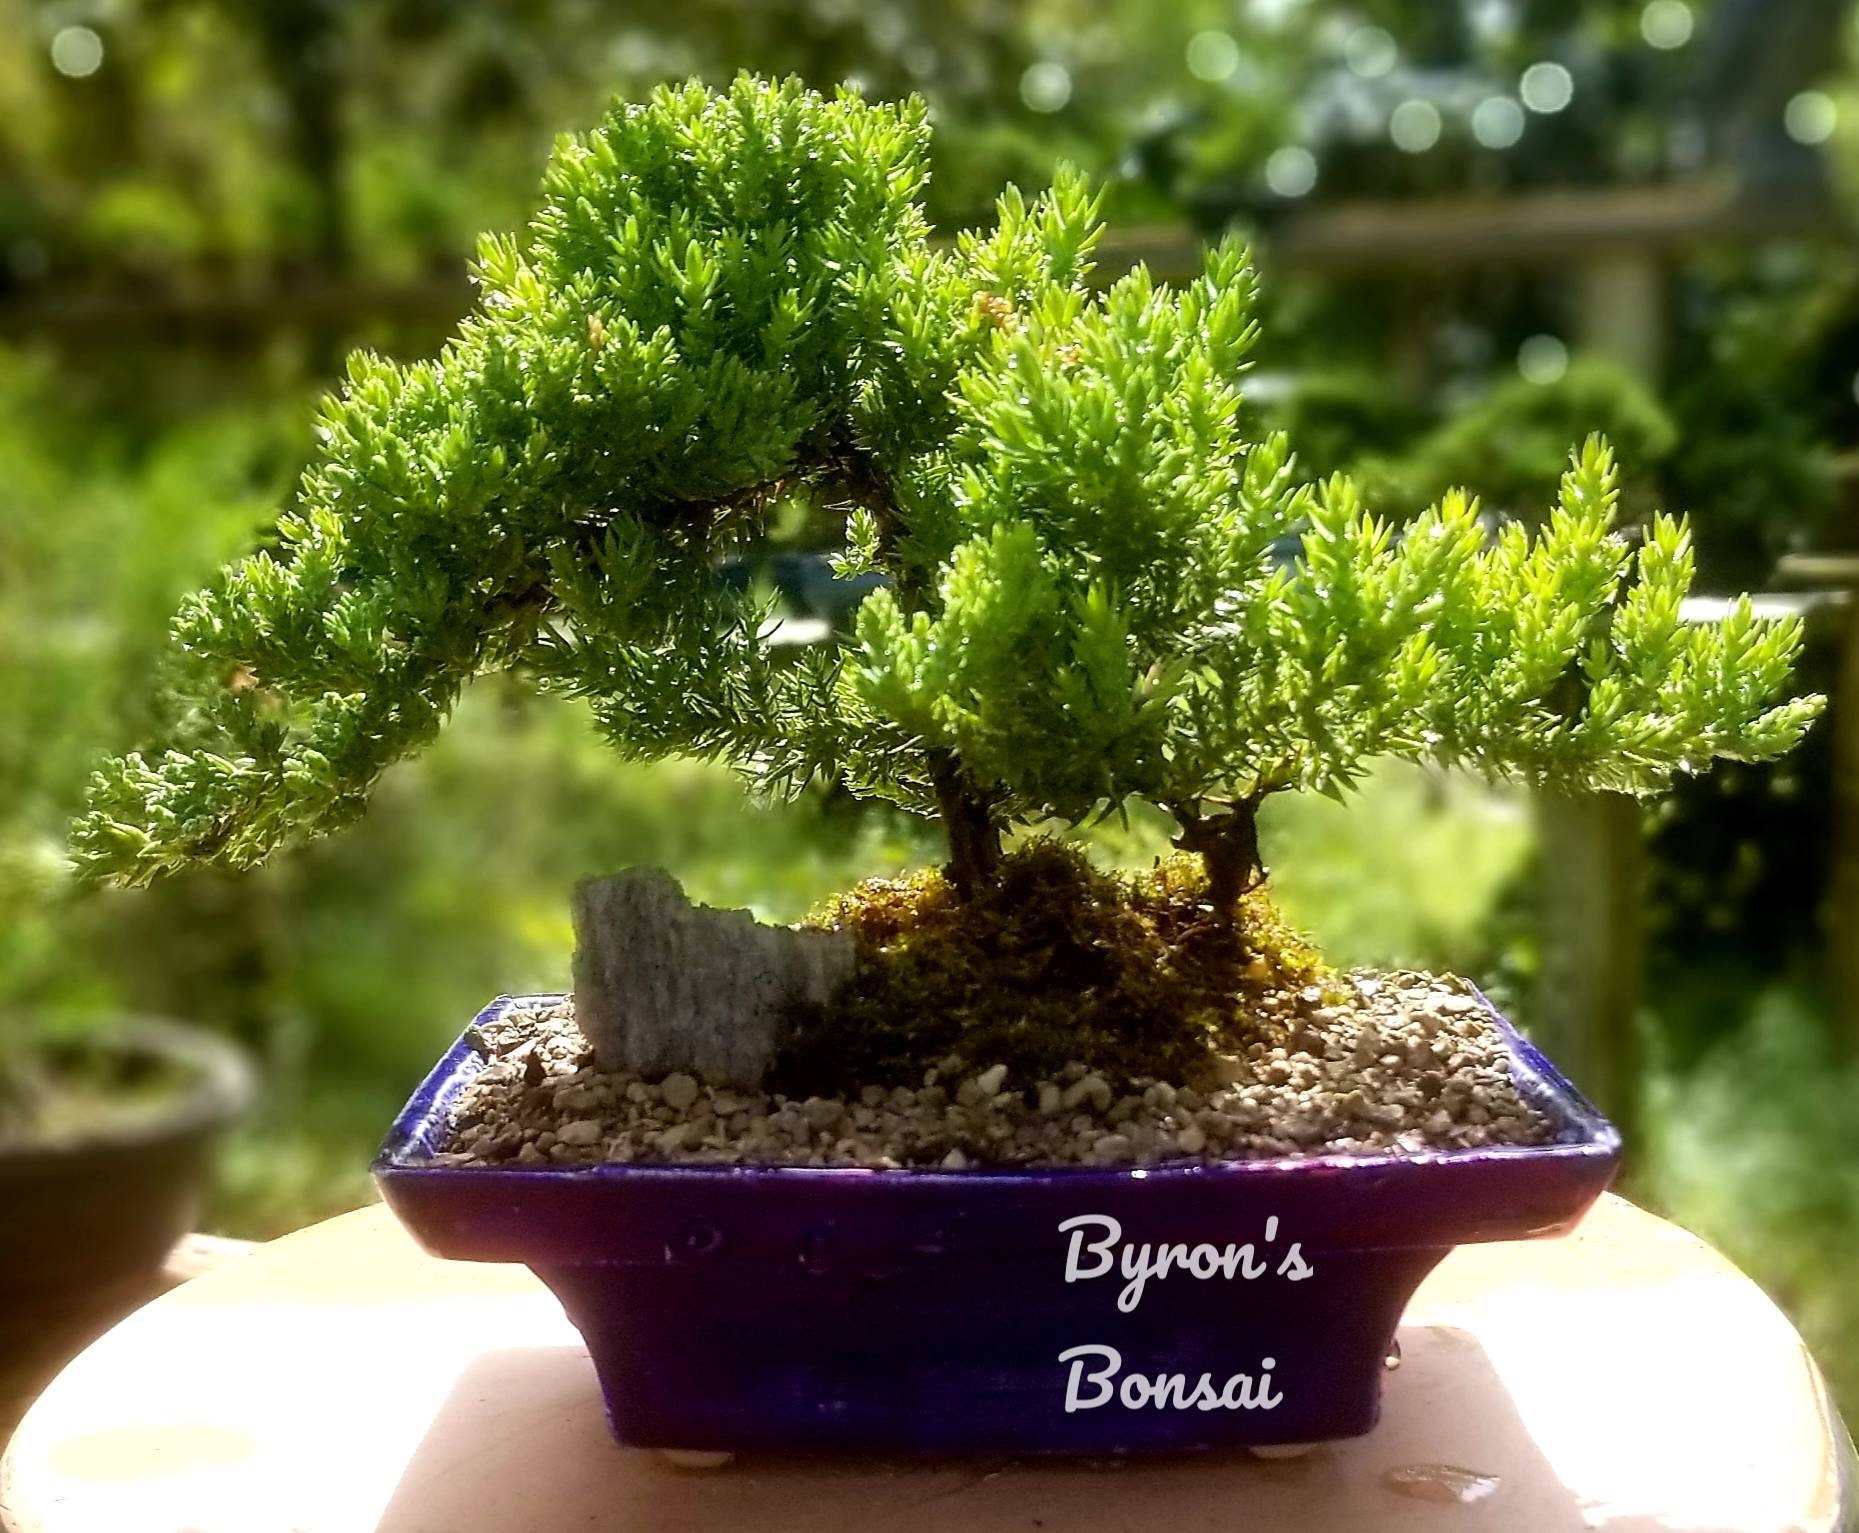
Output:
[659, 1449, 735, 1470]
[1248, 1442, 1319, 1460]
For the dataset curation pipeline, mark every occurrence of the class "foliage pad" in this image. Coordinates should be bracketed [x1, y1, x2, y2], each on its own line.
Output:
[74, 76, 1822, 928]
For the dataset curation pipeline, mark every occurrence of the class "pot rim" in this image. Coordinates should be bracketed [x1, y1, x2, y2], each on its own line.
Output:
[0, 1014, 255, 1172]
[374, 988, 1621, 1186]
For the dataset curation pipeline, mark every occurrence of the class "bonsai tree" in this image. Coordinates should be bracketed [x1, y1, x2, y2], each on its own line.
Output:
[75, 76, 1820, 968]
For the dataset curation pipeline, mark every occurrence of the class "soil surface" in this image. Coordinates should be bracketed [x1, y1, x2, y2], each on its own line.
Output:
[432, 974, 1555, 1170]
[0, 1039, 196, 1151]
[429, 847, 1558, 1170]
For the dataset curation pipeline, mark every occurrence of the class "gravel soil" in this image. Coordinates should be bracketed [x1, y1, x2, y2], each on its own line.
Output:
[427, 972, 1554, 1170]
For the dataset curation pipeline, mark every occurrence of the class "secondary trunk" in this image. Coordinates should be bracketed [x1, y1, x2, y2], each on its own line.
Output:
[1173, 799, 1265, 928]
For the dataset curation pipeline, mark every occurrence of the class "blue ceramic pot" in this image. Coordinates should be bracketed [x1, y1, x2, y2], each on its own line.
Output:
[375, 991, 1619, 1455]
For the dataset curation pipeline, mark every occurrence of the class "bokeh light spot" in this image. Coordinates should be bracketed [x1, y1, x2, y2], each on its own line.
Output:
[1390, 99, 1442, 153]
[50, 25, 104, 78]
[1186, 30, 1241, 82]
[1020, 61, 1073, 114]
[1344, 25, 1397, 78]
[1518, 334, 1570, 385]
[1520, 61, 1574, 113]
[1639, 0, 1694, 50]
[1471, 96, 1525, 149]
[1784, 91, 1837, 146]
[1264, 145, 1318, 197]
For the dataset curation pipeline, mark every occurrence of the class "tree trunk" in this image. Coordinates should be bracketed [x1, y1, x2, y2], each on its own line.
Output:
[928, 751, 1001, 900]
[1173, 799, 1265, 928]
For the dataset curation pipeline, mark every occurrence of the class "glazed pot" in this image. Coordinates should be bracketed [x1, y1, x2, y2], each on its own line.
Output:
[374, 991, 1619, 1455]
[0, 1018, 253, 1428]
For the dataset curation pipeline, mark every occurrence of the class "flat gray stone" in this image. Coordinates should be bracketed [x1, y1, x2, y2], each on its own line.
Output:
[571, 869, 856, 1087]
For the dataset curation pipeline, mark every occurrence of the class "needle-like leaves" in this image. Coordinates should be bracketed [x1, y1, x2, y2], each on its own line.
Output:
[74, 78, 1823, 890]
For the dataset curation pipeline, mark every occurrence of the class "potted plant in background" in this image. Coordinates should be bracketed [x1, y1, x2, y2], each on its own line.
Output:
[0, 1017, 250, 1434]
[74, 77, 1821, 1455]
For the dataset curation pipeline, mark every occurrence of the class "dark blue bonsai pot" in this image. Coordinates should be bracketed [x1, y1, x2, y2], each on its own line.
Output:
[375, 991, 1619, 1455]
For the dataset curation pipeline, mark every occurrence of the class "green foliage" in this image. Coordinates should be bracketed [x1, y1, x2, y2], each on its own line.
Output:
[1262, 369, 1430, 483]
[1360, 356, 1680, 522]
[75, 77, 944, 881]
[0, 351, 301, 1006]
[1643, 986, 1859, 1419]
[75, 77, 1823, 909]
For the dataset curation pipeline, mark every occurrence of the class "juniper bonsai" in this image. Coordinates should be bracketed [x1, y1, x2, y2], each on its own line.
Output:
[75, 76, 1821, 956]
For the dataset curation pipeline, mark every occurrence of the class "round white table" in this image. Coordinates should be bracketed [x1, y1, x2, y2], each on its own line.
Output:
[1, 1194, 1852, 1533]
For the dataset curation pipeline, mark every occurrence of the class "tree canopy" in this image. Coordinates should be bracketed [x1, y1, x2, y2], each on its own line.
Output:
[74, 75, 1823, 915]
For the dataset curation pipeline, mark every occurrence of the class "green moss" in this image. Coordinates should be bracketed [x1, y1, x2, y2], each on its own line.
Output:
[772, 842, 1341, 1092]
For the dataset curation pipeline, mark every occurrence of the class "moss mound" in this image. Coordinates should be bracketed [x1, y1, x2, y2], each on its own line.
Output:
[772, 842, 1339, 1092]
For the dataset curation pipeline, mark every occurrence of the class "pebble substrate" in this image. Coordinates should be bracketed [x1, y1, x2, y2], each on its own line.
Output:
[431, 973, 1554, 1169]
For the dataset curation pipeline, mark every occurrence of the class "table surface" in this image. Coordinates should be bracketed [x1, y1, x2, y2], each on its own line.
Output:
[1, 1193, 1852, 1533]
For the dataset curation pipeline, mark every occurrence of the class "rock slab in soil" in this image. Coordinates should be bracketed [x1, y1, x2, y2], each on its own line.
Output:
[571, 868, 856, 1088]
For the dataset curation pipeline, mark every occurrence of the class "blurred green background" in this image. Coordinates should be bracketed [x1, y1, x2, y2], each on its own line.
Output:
[4, 0, 1859, 1416]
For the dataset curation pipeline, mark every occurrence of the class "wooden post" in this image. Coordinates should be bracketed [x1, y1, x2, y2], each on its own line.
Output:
[1573, 253, 1668, 383]
[1762, 558, 1859, 1053]
[1528, 246, 1666, 1137]
[1532, 791, 1644, 1133]
[1827, 580, 1859, 1054]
